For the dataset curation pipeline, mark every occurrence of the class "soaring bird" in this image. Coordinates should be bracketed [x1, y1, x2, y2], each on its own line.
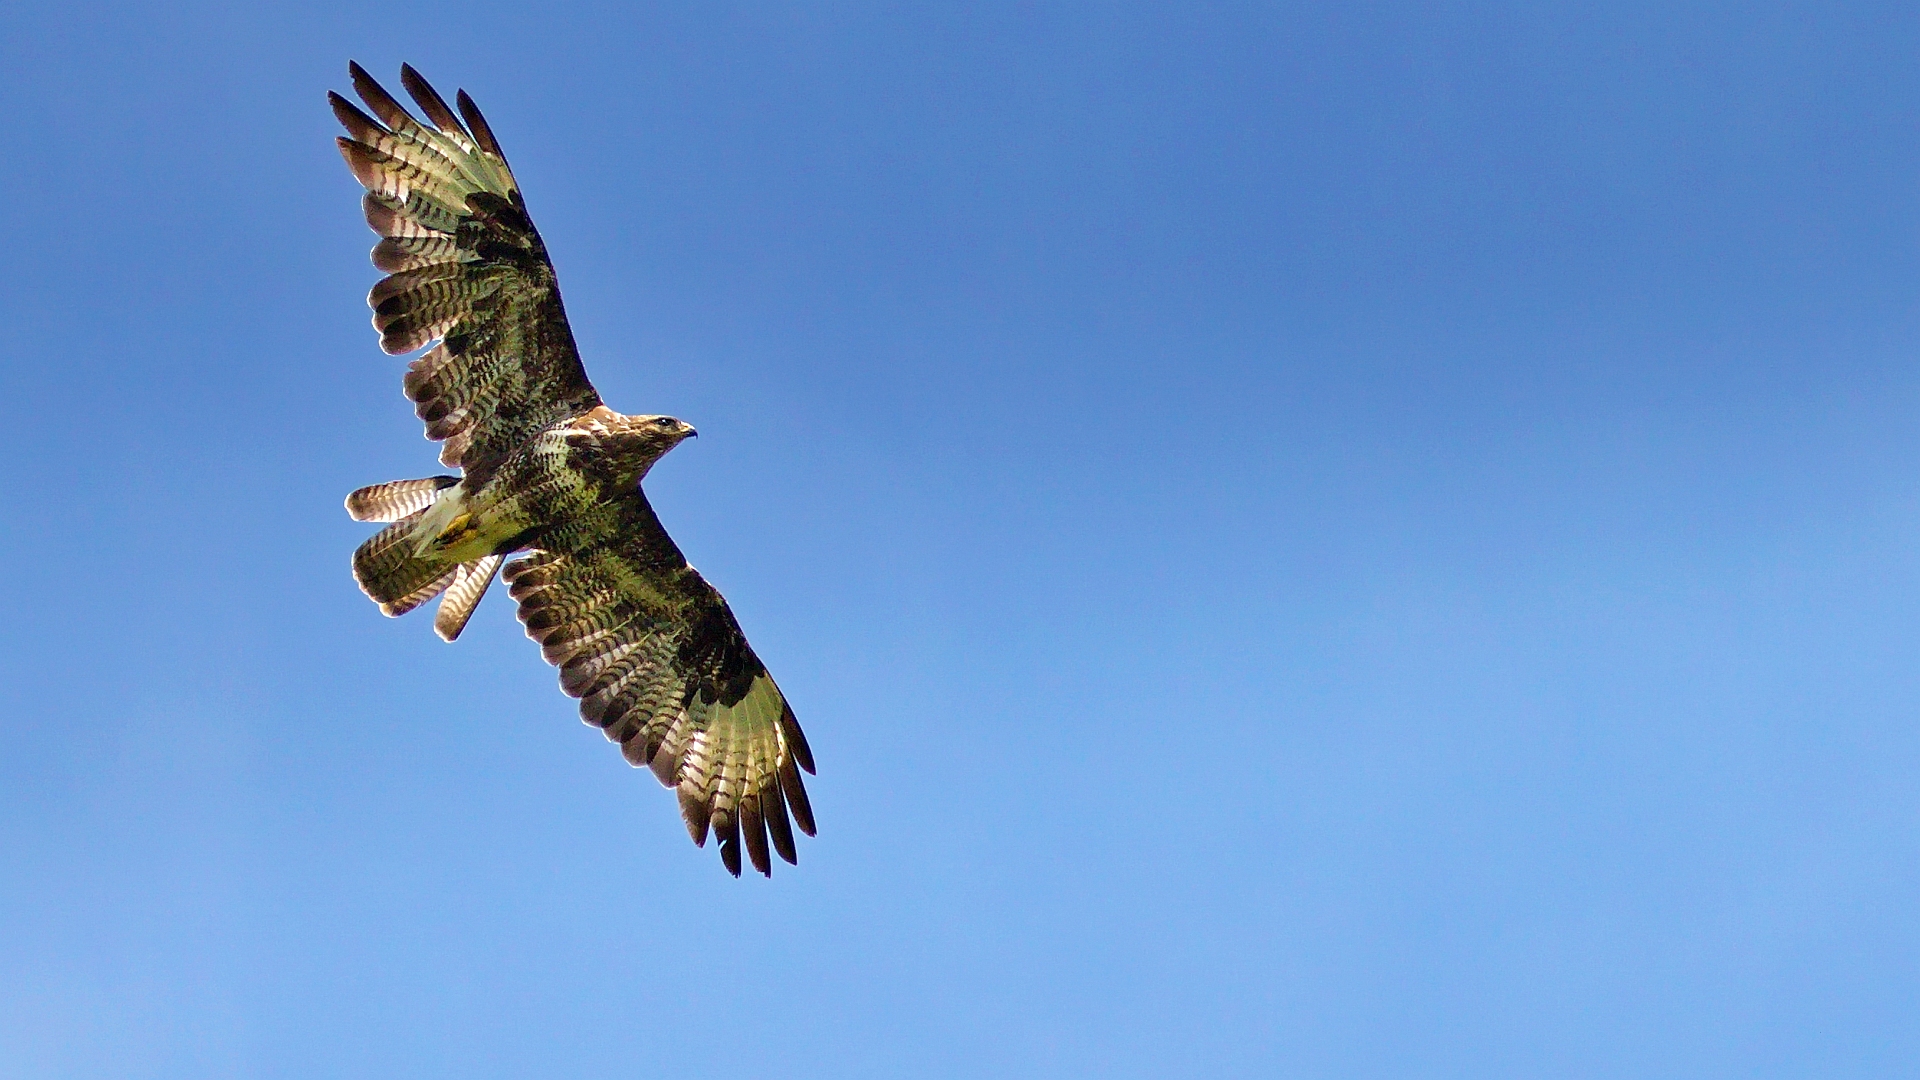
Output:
[332, 63, 814, 877]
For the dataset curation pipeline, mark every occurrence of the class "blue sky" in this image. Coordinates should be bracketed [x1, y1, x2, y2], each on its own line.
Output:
[3, 2, 1918, 1076]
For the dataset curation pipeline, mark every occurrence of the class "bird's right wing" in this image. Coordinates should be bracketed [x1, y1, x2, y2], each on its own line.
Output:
[503, 495, 816, 877]
[332, 63, 601, 478]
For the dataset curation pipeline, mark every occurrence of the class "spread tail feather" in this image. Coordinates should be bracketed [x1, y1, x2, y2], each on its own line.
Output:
[352, 506, 462, 615]
[434, 554, 503, 641]
[345, 475, 458, 522]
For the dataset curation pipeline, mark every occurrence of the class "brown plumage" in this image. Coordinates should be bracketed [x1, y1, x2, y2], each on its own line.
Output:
[334, 64, 814, 877]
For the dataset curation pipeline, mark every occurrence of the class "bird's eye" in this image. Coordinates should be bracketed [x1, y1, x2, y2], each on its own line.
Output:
[654, 417, 676, 427]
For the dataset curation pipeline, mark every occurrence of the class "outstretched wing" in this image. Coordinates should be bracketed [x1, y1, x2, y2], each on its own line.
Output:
[332, 63, 601, 479]
[503, 496, 816, 877]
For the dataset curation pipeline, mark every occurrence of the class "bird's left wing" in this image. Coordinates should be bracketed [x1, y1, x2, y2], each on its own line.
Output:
[332, 64, 602, 479]
[503, 496, 816, 877]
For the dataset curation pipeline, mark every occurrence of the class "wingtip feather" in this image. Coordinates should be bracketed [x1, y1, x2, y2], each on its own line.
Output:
[741, 796, 772, 876]
[679, 785, 711, 847]
[780, 703, 816, 774]
[764, 781, 798, 865]
[780, 758, 816, 837]
[400, 63, 470, 140]
[716, 813, 744, 877]
[456, 88, 507, 160]
[329, 91, 386, 143]
[349, 62, 414, 132]
[336, 137, 381, 191]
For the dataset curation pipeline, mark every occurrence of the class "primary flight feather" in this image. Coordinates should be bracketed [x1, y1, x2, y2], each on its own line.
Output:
[333, 63, 814, 877]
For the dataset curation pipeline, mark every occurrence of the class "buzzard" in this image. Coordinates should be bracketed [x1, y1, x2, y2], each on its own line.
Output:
[332, 63, 814, 877]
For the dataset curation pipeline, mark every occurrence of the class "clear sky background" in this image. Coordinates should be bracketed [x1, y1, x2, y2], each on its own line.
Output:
[3, 2, 1917, 1077]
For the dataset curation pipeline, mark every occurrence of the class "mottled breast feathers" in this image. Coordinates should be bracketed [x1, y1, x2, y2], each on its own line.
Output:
[334, 64, 815, 878]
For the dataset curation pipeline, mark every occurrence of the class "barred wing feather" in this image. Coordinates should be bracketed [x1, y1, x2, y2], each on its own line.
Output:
[503, 496, 816, 877]
[332, 63, 601, 478]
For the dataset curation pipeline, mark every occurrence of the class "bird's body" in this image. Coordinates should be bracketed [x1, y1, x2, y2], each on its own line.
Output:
[351, 407, 686, 593]
[333, 64, 814, 877]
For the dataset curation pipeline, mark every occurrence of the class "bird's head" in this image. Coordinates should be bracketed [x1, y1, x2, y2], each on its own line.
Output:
[566, 408, 698, 487]
[630, 413, 699, 451]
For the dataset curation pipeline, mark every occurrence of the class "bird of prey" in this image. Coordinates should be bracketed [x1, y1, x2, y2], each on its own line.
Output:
[332, 63, 814, 877]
